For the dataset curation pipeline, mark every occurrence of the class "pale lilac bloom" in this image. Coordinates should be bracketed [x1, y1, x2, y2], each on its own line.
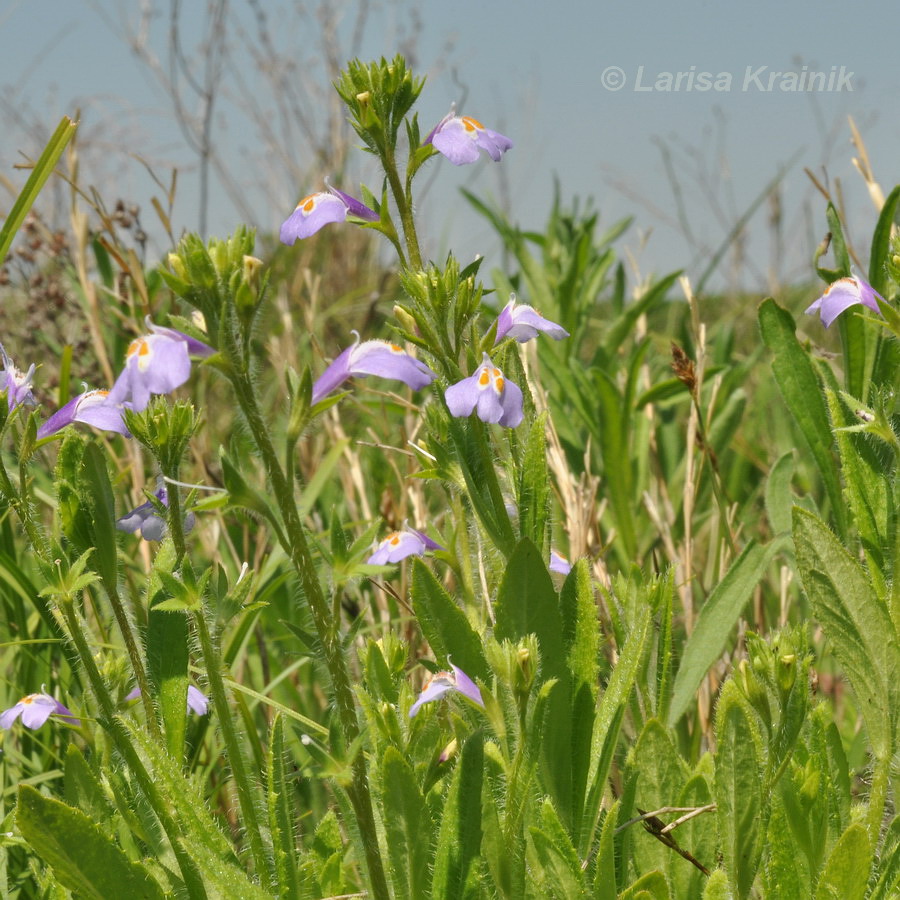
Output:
[805, 275, 884, 328]
[367, 526, 443, 565]
[37, 389, 131, 439]
[312, 333, 436, 404]
[409, 663, 484, 718]
[0, 691, 78, 729]
[0, 343, 36, 411]
[125, 685, 209, 715]
[280, 183, 378, 244]
[495, 295, 569, 344]
[549, 550, 572, 575]
[445, 352, 523, 428]
[107, 322, 214, 413]
[425, 108, 513, 166]
[116, 486, 195, 542]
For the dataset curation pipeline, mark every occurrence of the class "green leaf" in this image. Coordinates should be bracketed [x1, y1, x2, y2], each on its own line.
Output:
[868, 185, 900, 296]
[380, 747, 432, 900]
[267, 715, 300, 900]
[701, 869, 733, 900]
[618, 869, 670, 900]
[582, 601, 653, 856]
[758, 298, 847, 537]
[792, 506, 899, 759]
[560, 559, 599, 841]
[0, 116, 77, 263]
[517, 411, 550, 551]
[16, 784, 165, 900]
[669, 539, 784, 726]
[431, 733, 484, 900]
[494, 538, 564, 681]
[764, 451, 794, 536]
[825, 390, 890, 573]
[592, 804, 619, 899]
[410, 559, 488, 683]
[714, 680, 765, 899]
[529, 799, 585, 898]
[814, 823, 871, 900]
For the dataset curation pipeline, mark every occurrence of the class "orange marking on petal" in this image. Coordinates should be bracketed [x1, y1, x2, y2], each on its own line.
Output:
[300, 195, 317, 213]
[462, 116, 484, 131]
[388, 532, 401, 545]
[390, 343, 403, 353]
[21, 695, 35, 705]
[494, 376, 505, 392]
[478, 370, 490, 386]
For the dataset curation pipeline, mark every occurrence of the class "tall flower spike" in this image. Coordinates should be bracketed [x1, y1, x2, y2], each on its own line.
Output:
[280, 182, 378, 244]
[425, 107, 513, 166]
[495, 295, 569, 344]
[445, 352, 523, 428]
[117, 485, 196, 542]
[37, 389, 131, 440]
[409, 663, 484, 718]
[107, 321, 214, 413]
[311, 333, 437, 404]
[805, 275, 884, 328]
[0, 343, 37, 411]
[367, 525, 443, 565]
[0, 691, 78, 729]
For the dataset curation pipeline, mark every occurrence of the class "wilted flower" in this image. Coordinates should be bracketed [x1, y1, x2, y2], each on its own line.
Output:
[107, 322, 214, 413]
[0, 691, 78, 729]
[805, 275, 884, 328]
[426, 107, 513, 166]
[495, 295, 569, 344]
[549, 550, 572, 575]
[445, 353, 523, 428]
[312, 333, 437, 404]
[280, 182, 378, 244]
[37, 389, 131, 440]
[116, 486, 195, 542]
[409, 663, 484, 718]
[0, 343, 36, 411]
[367, 526, 443, 565]
[125, 684, 208, 715]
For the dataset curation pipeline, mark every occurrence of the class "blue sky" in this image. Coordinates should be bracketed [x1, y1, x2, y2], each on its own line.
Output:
[2, 0, 898, 292]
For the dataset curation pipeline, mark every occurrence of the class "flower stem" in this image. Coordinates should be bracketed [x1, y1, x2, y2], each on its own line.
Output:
[192, 606, 274, 889]
[383, 144, 422, 270]
[58, 600, 206, 896]
[224, 350, 389, 900]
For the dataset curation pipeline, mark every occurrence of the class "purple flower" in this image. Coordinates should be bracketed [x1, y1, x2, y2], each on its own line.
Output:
[125, 684, 209, 715]
[409, 663, 484, 718]
[312, 333, 437, 404]
[805, 276, 884, 328]
[425, 108, 513, 166]
[37, 389, 131, 440]
[280, 183, 378, 244]
[549, 550, 572, 575]
[445, 353, 523, 428]
[495, 296, 569, 344]
[107, 323, 214, 413]
[367, 526, 443, 565]
[0, 343, 36, 412]
[0, 691, 78, 729]
[116, 486, 195, 542]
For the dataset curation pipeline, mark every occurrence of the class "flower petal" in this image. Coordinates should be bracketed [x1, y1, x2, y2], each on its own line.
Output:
[408, 677, 455, 717]
[805, 276, 884, 328]
[349, 340, 436, 389]
[19, 694, 61, 729]
[429, 114, 512, 166]
[280, 192, 348, 244]
[187, 685, 209, 715]
[444, 372, 480, 417]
